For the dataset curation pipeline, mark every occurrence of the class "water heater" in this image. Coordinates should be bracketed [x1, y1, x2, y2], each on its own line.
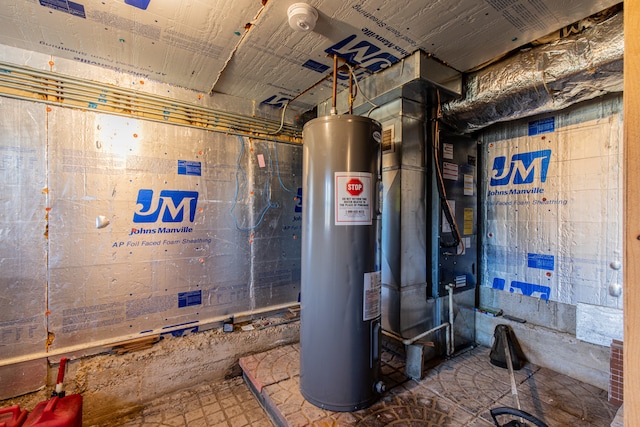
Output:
[300, 114, 383, 411]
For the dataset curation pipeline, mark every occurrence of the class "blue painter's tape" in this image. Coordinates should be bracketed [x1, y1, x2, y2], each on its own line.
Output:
[527, 253, 555, 270]
[168, 327, 198, 337]
[528, 117, 555, 136]
[125, 0, 151, 10]
[40, 0, 86, 18]
[302, 59, 330, 73]
[492, 277, 506, 291]
[162, 321, 198, 329]
[178, 290, 202, 308]
[161, 321, 199, 337]
[178, 160, 202, 176]
[510, 281, 550, 300]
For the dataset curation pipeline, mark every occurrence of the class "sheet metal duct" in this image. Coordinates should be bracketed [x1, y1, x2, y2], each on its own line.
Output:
[300, 115, 382, 411]
[364, 92, 437, 340]
[368, 84, 477, 373]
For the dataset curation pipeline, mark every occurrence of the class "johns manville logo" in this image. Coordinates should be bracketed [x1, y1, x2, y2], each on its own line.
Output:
[488, 150, 551, 196]
[130, 189, 198, 235]
[325, 35, 400, 73]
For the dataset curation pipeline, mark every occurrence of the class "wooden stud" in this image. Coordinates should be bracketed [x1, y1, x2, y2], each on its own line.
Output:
[624, 2, 640, 425]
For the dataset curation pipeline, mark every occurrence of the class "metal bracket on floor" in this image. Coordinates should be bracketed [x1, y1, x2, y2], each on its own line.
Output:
[382, 322, 451, 380]
[383, 286, 457, 379]
[405, 343, 425, 379]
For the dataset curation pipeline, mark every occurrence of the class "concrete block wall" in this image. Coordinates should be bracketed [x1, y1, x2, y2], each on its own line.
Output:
[0, 321, 300, 426]
[476, 286, 610, 390]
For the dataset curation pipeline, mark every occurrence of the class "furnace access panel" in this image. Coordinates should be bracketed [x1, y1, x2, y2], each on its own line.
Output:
[438, 133, 478, 295]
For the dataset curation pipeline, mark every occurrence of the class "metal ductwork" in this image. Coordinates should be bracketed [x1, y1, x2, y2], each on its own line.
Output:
[442, 9, 623, 133]
[318, 51, 478, 379]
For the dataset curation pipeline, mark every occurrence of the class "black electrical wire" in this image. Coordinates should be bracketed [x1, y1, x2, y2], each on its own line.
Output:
[432, 90, 464, 253]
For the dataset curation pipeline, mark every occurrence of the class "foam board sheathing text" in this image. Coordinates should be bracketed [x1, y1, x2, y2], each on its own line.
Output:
[0, 95, 302, 398]
[0, 98, 49, 399]
[0, 98, 47, 352]
[211, 0, 620, 110]
[0, 0, 260, 92]
[480, 95, 623, 307]
[0, 0, 621, 113]
[45, 107, 302, 349]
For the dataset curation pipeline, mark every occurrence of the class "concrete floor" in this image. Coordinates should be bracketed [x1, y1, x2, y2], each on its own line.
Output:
[102, 343, 620, 426]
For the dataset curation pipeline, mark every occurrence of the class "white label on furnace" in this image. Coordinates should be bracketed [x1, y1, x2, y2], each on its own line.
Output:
[443, 143, 454, 160]
[335, 172, 372, 226]
[363, 271, 381, 321]
[464, 174, 474, 196]
[443, 162, 459, 180]
[442, 200, 455, 233]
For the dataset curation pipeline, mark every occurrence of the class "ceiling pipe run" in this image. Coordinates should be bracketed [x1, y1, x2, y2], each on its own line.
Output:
[0, 61, 301, 143]
[331, 54, 338, 115]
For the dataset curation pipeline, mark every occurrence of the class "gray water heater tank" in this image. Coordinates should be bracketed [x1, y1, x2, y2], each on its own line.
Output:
[300, 114, 383, 412]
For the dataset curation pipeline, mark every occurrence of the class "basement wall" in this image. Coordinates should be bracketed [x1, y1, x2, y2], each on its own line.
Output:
[475, 94, 623, 390]
[0, 5, 625, 415]
[0, 322, 300, 426]
[0, 45, 303, 412]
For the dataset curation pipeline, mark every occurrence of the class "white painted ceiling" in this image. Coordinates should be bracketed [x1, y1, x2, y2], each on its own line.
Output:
[0, 0, 621, 113]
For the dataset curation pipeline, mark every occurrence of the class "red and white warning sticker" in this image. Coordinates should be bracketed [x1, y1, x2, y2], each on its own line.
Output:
[363, 271, 381, 321]
[335, 172, 372, 225]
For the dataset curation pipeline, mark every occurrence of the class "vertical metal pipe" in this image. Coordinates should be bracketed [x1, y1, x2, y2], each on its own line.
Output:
[448, 284, 455, 355]
[348, 69, 354, 114]
[425, 89, 440, 300]
[331, 54, 338, 115]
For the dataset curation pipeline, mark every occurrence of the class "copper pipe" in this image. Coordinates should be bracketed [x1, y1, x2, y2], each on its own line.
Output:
[348, 68, 353, 114]
[288, 73, 331, 104]
[332, 54, 338, 114]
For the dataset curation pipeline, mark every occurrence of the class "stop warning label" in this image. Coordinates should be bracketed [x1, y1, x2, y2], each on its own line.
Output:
[346, 178, 364, 196]
[335, 172, 372, 226]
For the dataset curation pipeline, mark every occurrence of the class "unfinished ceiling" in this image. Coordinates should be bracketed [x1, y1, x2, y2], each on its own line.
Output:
[0, 0, 621, 114]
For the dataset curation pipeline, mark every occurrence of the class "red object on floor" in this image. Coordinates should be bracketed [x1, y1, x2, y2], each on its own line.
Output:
[22, 395, 82, 427]
[0, 405, 28, 427]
